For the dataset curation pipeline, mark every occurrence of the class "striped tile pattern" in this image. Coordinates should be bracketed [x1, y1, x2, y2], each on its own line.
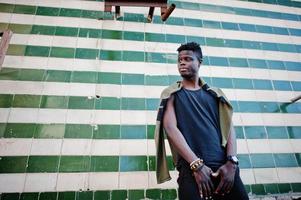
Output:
[0, 0, 301, 199]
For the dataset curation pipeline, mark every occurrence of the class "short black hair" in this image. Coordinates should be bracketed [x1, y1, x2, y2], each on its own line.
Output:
[177, 42, 203, 62]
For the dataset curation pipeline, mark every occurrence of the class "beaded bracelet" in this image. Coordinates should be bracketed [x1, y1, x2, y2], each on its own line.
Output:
[190, 158, 204, 172]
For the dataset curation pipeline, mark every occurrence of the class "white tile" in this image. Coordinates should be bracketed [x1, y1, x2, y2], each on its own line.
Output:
[23, 57, 48, 69]
[27, 35, 53, 46]
[255, 90, 277, 102]
[12, 81, 44, 95]
[0, 174, 26, 193]
[121, 85, 145, 98]
[66, 110, 93, 124]
[76, 38, 100, 49]
[147, 140, 156, 156]
[24, 173, 57, 192]
[119, 172, 148, 189]
[30, 139, 62, 155]
[34, 15, 57, 26]
[101, 39, 123, 51]
[52, 36, 77, 48]
[88, 172, 119, 190]
[93, 110, 120, 124]
[253, 168, 279, 184]
[277, 168, 301, 183]
[0, 139, 32, 156]
[68, 83, 96, 96]
[0, 108, 10, 122]
[11, 34, 30, 45]
[119, 140, 147, 155]
[146, 111, 158, 125]
[231, 68, 251, 79]
[233, 90, 257, 101]
[11, 14, 34, 24]
[61, 139, 92, 155]
[96, 84, 121, 98]
[270, 70, 289, 81]
[237, 139, 249, 154]
[290, 139, 301, 153]
[91, 139, 120, 155]
[251, 68, 270, 80]
[8, 108, 39, 123]
[3, 56, 25, 68]
[47, 57, 74, 71]
[0, 12, 11, 23]
[210, 67, 232, 78]
[261, 113, 285, 126]
[247, 139, 271, 154]
[54, 16, 79, 27]
[37, 109, 67, 124]
[288, 71, 301, 82]
[121, 111, 146, 125]
[269, 139, 294, 153]
[240, 169, 255, 185]
[122, 40, 145, 52]
[284, 114, 301, 126]
[42, 82, 70, 96]
[275, 91, 295, 102]
[239, 113, 264, 126]
[74, 59, 99, 71]
[57, 173, 89, 191]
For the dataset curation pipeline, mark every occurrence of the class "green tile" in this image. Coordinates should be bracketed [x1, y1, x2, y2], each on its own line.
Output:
[148, 156, 155, 171]
[145, 53, 166, 63]
[237, 154, 251, 169]
[19, 69, 45, 81]
[50, 47, 75, 58]
[111, 190, 127, 200]
[243, 41, 261, 50]
[147, 125, 155, 139]
[91, 156, 119, 172]
[55, 27, 78, 37]
[8, 24, 32, 34]
[273, 80, 292, 91]
[261, 42, 278, 51]
[71, 71, 97, 83]
[75, 191, 92, 200]
[0, 94, 13, 108]
[228, 58, 248, 67]
[102, 30, 122, 39]
[291, 183, 301, 192]
[244, 185, 251, 194]
[39, 192, 57, 200]
[266, 126, 288, 139]
[4, 123, 36, 138]
[259, 102, 279, 113]
[12, 95, 41, 108]
[75, 48, 98, 59]
[146, 189, 161, 200]
[251, 184, 265, 195]
[31, 25, 56, 35]
[295, 153, 301, 166]
[121, 125, 146, 139]
[121, 98, 145, 110]
[250, 154, 275, 168]
[166, 34, 186, 43]
[221, 22, 239, 30]
[7, 44, 26, 56]
[122, 74, 144, 85]
[146, 98, 159, 110]
[95, 97, 120, 110]
[186, 36, 205, 45]
[145, 33, 165, 42]
[253, 79, 273, 90]
[274, 153, 298, 167]
[278, 183, 292, 193]
[124, 13, 145, 22]
[248, 59, 267, 69]
[145, 75, 169, 85]
[203, 20, 221, 29]
[35, 124, 65, 138]
[123, 31, 144, 41]
[209, 56, 229, 66]
[27, 156, 59, 172]
[120, 156, 147, 171]
[184, 18, 202, 27]
[93, 125, 120, 139]
[99, 50, 122, 61]
[58, 192, 76, 200]
[59, 156, 90, 172]
[128, 190, 144, 200]
[59, 8, 82, 17]
[161, 189, 177, 200]
[0, 193, 20, 200]
[20, 193, 39, 200]
[211, 77, 233, 88]
[25, 46, 50, 57]
[65, 124, 92, 139]
[264, 184, 279, 194]
[234, 126, 244, 139]
[287, 126, 301, 139]
[13, 4, 36, 14]
[0, 123, 6, 138]
[40, 95, 69, 109]
[165, 17, 184, 26]
[81, 10, 103, 19]
[36, 6, 60, 16]
[0, 156, 28, 173]
[206, 38, 224, 47]
[0, 23, 9, 30]
[0, 3, 15, 13]
[233, 78, 253, 89]
[93, 191, 110, 200]
[123, 51, 144, 62]
[68, 96, 94, 109]
[244, 126, 267, 139]
[45, 70, 71, 82]
[79, 28, 102, 38]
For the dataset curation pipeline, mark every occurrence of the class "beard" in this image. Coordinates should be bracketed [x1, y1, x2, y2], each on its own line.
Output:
[180, 73, 195, 80]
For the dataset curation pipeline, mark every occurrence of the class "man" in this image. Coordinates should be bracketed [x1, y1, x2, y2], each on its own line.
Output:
[155, 42, 249, 200]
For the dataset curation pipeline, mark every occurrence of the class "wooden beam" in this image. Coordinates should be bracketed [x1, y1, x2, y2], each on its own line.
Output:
[0, 30, 13, 69]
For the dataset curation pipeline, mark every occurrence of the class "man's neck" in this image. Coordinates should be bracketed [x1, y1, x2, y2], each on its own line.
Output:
[182, 76, 200, 90]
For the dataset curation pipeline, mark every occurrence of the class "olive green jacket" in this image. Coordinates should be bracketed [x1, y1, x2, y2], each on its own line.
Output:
[155, 78, 233, 184]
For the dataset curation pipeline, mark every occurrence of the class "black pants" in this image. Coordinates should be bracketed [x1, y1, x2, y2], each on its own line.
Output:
[177, 164, 249, 200]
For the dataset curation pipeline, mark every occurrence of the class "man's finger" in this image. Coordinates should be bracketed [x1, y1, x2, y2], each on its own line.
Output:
[215, 180, 225, 194]
[205, 182, 212, 197]
[201, 183, 208, 198]
[225, 181, 234, 194]
[208, 178, 214, 192]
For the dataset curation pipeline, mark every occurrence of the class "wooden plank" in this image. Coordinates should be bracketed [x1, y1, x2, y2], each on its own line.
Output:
[0, 30, 13, 69]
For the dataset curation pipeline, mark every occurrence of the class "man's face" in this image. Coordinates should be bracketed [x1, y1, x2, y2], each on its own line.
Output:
[177, 50, 200, 79]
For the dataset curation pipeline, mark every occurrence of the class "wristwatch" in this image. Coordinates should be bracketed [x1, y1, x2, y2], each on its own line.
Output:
[227, 155, 239, 165]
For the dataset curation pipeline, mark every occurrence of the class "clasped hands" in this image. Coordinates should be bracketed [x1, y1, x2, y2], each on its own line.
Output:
[193, 161, 237, 199]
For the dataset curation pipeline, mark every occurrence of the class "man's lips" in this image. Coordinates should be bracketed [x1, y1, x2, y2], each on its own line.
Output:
[179, 68, 189, 72]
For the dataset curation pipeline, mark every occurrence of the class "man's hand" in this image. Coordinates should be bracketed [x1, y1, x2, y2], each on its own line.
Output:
[193, 165, 214, 199]
[212, 161, 237, 195]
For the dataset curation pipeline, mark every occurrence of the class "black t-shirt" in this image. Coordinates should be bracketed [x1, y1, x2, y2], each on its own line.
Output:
[174, 87, 226, 169]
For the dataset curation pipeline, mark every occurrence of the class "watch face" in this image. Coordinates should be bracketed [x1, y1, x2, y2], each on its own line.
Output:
[232, 156, 238, 163]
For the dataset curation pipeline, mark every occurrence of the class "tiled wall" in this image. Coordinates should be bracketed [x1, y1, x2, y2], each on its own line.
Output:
[0, 0, 300, 199]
